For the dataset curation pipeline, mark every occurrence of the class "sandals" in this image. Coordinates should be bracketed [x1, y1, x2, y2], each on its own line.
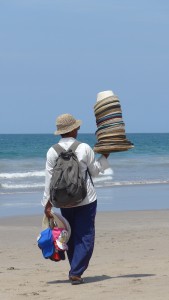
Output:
[69, 275, 84, 285]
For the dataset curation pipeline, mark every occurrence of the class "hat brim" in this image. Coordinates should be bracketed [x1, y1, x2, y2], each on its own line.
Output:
[95, 109, 122, 119]
[94, 102, 121, 115]
[54, 120, 82, 135]
[94, 144, 134, 154]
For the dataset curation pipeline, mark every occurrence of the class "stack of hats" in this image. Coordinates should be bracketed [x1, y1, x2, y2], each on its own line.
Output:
[93, 90, 134, 154]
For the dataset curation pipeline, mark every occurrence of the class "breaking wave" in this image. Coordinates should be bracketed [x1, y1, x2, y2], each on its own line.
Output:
[0, 170, 45, 179]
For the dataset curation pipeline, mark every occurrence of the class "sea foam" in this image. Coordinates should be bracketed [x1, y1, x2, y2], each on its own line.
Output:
[0, 170, 45, 179]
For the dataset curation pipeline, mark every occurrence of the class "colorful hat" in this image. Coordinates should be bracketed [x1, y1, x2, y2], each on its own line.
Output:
[52, 227, 69, 251]
[37, 228, 55, 259]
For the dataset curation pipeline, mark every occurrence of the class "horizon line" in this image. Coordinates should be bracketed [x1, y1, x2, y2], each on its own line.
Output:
[0, 132, 169, 135]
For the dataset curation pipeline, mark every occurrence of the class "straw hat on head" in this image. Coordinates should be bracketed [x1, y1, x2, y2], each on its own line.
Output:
[54, 113, 82, 135]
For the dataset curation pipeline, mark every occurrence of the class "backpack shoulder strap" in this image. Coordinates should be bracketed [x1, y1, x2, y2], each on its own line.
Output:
[86, 167, 94, 186]
[69, 140, 94, 186]
[52, 143, 65, 156]
[69, 140, 81, 153]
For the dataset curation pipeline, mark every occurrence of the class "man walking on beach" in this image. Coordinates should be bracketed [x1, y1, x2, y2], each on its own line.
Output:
[42, 113, 109, 284]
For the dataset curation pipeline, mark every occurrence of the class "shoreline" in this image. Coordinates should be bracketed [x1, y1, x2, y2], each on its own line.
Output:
[0, 183, 169, 218]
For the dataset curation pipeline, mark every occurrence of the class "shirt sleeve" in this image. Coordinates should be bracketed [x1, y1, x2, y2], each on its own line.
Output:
[42, 147, 58, 206]
[84, 144, 110, 177]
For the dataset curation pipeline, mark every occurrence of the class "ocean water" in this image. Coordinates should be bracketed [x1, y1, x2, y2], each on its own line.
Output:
[0, 133, 169, 193]
[0, 133, 169, 215]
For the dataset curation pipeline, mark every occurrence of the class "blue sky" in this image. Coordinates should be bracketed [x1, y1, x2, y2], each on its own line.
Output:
[0, 0, 169, 133]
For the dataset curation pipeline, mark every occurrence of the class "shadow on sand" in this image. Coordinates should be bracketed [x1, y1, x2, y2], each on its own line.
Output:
[114, 273, 156, 279]
[47, 273, 155, 284]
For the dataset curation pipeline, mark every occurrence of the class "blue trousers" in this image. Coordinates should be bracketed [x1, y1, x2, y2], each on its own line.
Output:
[60, 200, 97, 277]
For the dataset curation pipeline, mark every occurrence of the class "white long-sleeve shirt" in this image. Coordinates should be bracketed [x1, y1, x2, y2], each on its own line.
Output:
[42, 137, 110, 207]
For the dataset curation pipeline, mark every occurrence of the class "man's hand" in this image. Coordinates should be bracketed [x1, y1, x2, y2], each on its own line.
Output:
[44, 200, 53, 219]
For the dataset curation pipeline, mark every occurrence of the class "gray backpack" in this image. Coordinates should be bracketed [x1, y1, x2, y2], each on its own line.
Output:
[50, 141, 88, 208]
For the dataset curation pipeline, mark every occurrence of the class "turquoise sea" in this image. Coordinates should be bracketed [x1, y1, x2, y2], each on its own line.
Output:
[0, 133, 169, 216]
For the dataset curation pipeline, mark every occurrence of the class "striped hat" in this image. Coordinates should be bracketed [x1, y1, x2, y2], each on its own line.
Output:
[93, 90, 134, 153]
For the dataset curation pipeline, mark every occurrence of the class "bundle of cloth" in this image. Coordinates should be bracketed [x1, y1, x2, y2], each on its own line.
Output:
[94, 90, 134, 154]
[37, 212, 71, 262]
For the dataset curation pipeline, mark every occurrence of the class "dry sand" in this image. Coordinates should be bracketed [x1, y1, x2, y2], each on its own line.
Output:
[1, 210, 169, 300]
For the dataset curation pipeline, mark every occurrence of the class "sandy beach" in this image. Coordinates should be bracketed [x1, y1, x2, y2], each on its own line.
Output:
[1, 210, 169, 300]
